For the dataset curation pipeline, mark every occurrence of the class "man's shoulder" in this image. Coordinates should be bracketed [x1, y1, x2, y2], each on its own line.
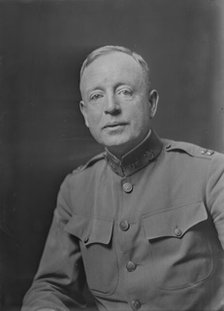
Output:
[72, 151, 106, 175]
[162, 138, 223, 161]
[60, 152, 106, 190]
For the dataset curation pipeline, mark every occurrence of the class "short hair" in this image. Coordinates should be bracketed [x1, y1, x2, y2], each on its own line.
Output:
[80, 45, 151, 87]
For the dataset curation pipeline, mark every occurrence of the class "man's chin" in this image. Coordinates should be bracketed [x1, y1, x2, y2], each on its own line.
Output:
[103, 139, 128, 149]
[103, 139, 134, 156]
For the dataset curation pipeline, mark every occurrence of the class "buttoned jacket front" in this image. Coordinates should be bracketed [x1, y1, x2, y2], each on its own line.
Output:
[22, 131, 224, 311]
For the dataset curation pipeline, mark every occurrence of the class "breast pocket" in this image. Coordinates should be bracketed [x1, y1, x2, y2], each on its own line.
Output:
[65, 214, 118, 295]
[142, 202, 214, 290]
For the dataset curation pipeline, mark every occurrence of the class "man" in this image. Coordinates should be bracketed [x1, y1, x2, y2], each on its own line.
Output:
[22, 45, 224, 311]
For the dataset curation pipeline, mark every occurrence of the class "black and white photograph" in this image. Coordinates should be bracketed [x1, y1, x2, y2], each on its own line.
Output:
[0, 1, 224, 310]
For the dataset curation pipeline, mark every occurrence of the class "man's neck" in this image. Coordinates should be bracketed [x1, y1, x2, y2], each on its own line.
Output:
[106, 129, 152, 159]
[104, 129, 162, 177]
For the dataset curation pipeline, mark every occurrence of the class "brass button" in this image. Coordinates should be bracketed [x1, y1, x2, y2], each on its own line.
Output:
[119, 220, 130, 231]
[122, 182, 133, 193]
[126, 261, 136, 272]
[131, 299, 141, 310]
[174, 227, 182, 237]
[206, 150, 214, 156]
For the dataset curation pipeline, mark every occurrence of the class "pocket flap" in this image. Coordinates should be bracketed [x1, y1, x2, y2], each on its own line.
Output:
[143, 201, 208, 240]
[65, 214, 113, 246]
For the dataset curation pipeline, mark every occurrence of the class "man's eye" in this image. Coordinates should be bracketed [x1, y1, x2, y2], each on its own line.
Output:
[117, 89, 133, 96]
[90, 93, 103, 101]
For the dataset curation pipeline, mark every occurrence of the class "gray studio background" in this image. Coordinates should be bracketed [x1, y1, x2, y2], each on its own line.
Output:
[0, 0, 224, 309]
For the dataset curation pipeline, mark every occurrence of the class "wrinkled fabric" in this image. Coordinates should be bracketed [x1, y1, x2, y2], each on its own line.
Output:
[22, 132, 224, 311]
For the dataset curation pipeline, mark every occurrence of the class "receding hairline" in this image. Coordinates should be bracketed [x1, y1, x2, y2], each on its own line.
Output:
[79, 45, 151, 87]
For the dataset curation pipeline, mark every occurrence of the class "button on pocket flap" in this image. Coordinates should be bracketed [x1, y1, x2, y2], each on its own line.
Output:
[143, 202, 208, 240]
[65, 214, 113, 246]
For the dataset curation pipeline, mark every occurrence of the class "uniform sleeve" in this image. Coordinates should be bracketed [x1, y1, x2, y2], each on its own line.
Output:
[206, 153, 224, 249]
[21, 175, 87, 311]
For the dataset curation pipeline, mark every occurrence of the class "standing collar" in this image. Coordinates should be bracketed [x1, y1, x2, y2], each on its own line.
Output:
[105, 130, 163, 177]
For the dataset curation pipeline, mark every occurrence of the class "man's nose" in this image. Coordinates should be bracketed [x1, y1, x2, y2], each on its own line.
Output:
[104, 93, 121, 115]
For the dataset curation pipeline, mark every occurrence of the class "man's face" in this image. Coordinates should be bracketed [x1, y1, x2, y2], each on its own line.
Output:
[80, 52, 158, 155]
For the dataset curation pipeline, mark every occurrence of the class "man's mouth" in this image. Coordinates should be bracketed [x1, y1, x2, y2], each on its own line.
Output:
[103, 122, 128, 129]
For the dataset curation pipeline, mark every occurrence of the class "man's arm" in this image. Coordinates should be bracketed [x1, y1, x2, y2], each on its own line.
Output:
[21, 176, 87, 311]
[206, 152, 224, 249]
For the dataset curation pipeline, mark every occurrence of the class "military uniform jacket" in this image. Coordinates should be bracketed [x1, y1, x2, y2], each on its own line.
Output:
[22, 131, 224, 311]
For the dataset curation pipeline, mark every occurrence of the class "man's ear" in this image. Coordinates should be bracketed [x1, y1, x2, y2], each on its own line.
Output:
[79, 100, 89, 127]
[148, 89, 159, 118]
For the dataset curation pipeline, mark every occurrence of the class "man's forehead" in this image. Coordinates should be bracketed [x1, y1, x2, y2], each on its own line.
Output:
[81, 51, 143, 79]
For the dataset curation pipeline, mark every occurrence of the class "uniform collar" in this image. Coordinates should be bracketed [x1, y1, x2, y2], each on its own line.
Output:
[105, 130, 163, 177]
